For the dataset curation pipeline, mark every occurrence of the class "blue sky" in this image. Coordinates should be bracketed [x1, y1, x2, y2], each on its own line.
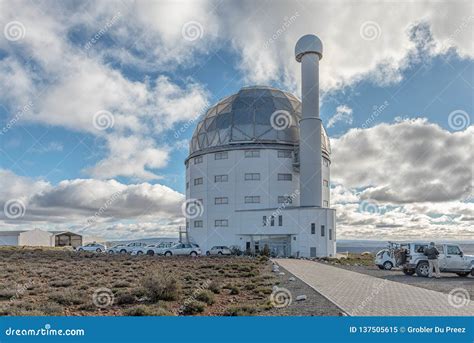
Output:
[0, 0, 472, 241]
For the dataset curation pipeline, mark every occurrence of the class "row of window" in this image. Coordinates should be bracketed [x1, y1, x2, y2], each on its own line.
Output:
[193, 150, 294, 165]
[192, 173, 293, 186]
[189, 175, 329, 188]
[191, 218, 333, 239]
[193, 220, 228, 228]
[311, 223, 333, 240]
[188, 197, 327, 207]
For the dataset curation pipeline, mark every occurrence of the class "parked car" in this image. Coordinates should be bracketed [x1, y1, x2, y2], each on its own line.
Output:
[401, 242, 474, 277]
[206, 246, 232, 256]
[162, 243, 201, 256]
[107, 242, 148, 254]
[77, 243, 106, 253]
[132, 241, 176, 256]
[375, 242, 409, 270]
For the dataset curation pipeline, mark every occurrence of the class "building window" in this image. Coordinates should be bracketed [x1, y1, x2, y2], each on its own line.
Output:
[278, 196, 293, 204]
[244, 196, 260, 204]
[194, 178, 203, 186]
[244, 173, 260, 181]
[311, 223, 315, 235]
[215, 151, 228, 160]
[194, 156, 203, 164]
[186, 182, 189, 189]
[278, 150, 292, 158]
[323, 180, 329, 187]
[214, 174, 228, 182]
[321, 225, 325, 237]
[215, 197, 228, 205]
[278, 173, 292, 181]
[278, 215, 283, 226]
[186, 221, 189, 229]
[194, 220, 203, 228]
[215, 219, 228, 227]
[323, 159, 329, 167]
[323, 200, 329, 207]
[263, 216, 267, 226]
[329, 229, 333, 240]
[245, 150, 260, 158]
[270, 216, 275, 226]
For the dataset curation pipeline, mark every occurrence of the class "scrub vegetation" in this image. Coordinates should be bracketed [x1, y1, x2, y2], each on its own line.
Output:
[0, 247, 277, 316]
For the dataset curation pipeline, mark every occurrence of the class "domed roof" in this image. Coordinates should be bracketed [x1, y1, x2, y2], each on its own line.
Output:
[189, 86, 330, 156]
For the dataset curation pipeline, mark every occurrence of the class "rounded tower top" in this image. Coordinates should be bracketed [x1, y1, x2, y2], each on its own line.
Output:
[295, 34, 323, 62]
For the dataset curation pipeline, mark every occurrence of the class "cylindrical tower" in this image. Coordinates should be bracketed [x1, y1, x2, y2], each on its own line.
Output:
[295, 34, 323, 207]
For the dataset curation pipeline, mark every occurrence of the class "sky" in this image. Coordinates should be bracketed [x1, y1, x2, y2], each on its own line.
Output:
[0, 0, 472, 242]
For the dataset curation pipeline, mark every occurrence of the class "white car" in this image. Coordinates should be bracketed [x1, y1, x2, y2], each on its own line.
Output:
[401, 242, 474, 277]
[206, 246, 232, 256]
[108, 242, 147, 254]
[162, 243, 201, 257]
[132, 242, 176, 256]
[77, 243, 106, 253]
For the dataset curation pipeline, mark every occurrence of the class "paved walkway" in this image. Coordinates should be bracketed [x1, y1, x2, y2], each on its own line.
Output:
[274, 259, 474, 316]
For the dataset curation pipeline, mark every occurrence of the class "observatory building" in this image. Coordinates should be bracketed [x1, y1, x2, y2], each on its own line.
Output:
[184, 35, 336, 257]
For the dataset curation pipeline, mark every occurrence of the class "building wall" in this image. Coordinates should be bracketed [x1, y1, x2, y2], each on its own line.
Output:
[19, 228, 52, 247]
[186, 145, 333, 257]
[0, 234, 19, 246]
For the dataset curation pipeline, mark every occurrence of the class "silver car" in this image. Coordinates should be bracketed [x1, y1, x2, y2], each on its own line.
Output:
[77, 243, 106, 253]
[206, 246, 232, 256]
[162, 243, 201, 257]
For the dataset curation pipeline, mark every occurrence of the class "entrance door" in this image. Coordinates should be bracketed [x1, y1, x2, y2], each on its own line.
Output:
[310, 247, 317, 257]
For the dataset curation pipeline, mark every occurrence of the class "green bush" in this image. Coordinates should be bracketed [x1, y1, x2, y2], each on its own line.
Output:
[181, 300, 206, 315]
[224, 305, 257, 316]
[195, 290, 215, 305]
[123, 305, 172, 316]
[208, 280, 220, 294]
[140, 272, 181, 302]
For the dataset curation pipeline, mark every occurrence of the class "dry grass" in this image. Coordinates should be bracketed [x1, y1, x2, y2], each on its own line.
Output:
[0, 246, 276, 316]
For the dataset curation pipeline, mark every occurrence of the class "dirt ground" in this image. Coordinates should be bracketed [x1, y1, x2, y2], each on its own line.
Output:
[0, 247, 279, 316]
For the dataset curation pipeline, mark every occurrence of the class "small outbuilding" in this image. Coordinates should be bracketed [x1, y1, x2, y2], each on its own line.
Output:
[0, 229, 82, 248]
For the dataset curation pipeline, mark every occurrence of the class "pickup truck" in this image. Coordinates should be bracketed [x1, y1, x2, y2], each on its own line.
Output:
[400, 242, 474, 277]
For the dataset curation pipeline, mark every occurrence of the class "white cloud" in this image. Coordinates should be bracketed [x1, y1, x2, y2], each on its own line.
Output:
[331, 118, 473, 203]
[327, 105, 353, 128]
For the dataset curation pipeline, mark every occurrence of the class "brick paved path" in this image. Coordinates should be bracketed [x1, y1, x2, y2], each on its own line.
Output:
[275, 259, 474, 316]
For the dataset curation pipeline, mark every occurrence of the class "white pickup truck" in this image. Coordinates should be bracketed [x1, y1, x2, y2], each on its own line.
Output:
[400, 242, 474, 277]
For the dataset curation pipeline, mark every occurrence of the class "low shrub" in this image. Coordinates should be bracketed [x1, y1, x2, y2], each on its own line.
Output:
[195, 290, 215, 305]
[140, 271, 181, 302]
[181, 300, 206, 315]
[123, 305, 172, 316]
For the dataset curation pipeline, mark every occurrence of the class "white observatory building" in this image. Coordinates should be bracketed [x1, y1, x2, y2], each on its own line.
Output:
[184, 35, 336, 257]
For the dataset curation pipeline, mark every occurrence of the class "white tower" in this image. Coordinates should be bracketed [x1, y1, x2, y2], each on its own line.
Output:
[295, 34, 323, 207]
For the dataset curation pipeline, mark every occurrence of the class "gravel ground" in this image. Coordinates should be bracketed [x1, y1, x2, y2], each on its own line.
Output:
[332, 264, 474, 298]
[266, 266, 343, 316]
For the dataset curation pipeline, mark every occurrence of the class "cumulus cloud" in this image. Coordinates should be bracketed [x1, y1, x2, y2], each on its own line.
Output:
[0, 169, 185, 239]
[331, 118, 473, 203]
[327, 105, 353, 128]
